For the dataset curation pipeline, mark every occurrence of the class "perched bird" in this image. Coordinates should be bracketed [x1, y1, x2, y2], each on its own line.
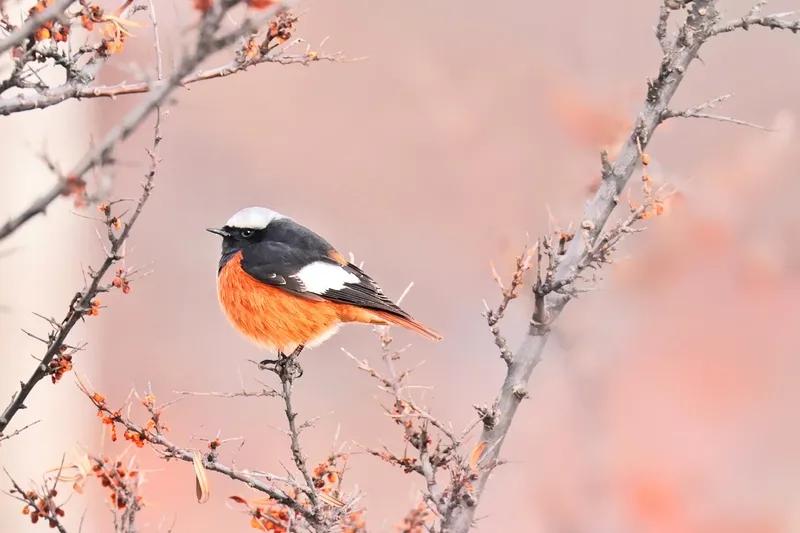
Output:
[208, 207, 441, 362]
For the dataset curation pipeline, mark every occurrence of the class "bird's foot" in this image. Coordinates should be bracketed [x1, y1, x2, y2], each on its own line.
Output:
[259, 350, 304, 381]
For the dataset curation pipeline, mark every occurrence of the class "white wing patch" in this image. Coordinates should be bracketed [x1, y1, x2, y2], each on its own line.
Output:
[293, 261, 358, 294]
[225, 207, 283, 229]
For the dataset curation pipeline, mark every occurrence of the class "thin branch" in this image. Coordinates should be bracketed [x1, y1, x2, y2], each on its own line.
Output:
[0, 50, 342, 117]
[77, 380, 322, 528]
[174, 388, 279, 399]
[0, 184, 64, 241]
[712, 9, 800, 35]
[664, 111, 770, 130]
[261, 356, 321, 512]
[661, 94, 770, 130]
[484, 244, 534, 366]
[0, 419, 41, 443]
[147, 0, 164, 82]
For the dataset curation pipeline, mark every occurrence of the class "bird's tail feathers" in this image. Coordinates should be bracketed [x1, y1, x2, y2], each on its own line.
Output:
[373, 311, 443, 341]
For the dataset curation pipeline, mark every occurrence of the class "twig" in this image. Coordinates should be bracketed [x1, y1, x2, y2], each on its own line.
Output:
[0, 50, 342, 117]
[263, 357, 321, 513]
[0, 184, 64, 241]
[712, 9, 800, 35]
[664, 111, 770, 130]
[0, 419, 41, 443]
[484, 244, 534, 366]
[147, 0, 163, 82]
[661, 94, 770, 130]
[174, 388, 279, 399]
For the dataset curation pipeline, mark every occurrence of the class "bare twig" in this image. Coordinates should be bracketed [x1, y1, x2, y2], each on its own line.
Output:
[0, 50, 342, 117]
[664, 111, 770, 130]
[260, 356, 321, 513]
[0, 184, 64, 241]
[0, 419, 41, 444]
[661, 94, 770, 130]
[712, 8, 800, 35]
[484, 244, 534, 366]
[175, 388, 279, 399]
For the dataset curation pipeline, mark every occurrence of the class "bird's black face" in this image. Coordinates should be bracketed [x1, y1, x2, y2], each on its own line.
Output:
[207, 226, 266, 270]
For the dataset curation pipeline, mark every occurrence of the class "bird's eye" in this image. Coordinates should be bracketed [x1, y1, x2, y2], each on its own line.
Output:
[240, 229, 254, 238]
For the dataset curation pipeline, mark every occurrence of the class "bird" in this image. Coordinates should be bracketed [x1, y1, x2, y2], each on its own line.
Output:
[207, 207, 441, 367]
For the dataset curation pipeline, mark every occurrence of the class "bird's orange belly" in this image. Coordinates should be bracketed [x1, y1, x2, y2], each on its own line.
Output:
[217, 254, 343, 353]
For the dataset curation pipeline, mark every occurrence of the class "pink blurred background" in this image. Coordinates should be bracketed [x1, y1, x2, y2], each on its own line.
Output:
[2, 0, 800, 531]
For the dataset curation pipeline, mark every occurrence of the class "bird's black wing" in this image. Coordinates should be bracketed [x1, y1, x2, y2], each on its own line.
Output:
[320, 262, 412, 320]
[239, 219, 410, 318]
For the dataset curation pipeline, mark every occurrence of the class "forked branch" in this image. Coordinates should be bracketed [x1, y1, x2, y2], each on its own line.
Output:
[443, 1, 800, 530]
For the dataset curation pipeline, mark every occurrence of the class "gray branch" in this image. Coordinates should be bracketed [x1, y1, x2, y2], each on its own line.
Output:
[0, 51, 340, 117]
[442, 0, 798, 530]
[712, 9, 800, 35]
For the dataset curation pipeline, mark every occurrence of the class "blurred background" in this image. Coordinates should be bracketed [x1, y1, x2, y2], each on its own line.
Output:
[2, 0, 800, 531]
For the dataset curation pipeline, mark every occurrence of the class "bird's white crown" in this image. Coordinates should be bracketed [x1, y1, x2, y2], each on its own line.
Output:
[224, 207, 283, 229]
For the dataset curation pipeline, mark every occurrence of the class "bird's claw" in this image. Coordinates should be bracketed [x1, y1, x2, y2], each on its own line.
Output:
[259, 354, 303, 381]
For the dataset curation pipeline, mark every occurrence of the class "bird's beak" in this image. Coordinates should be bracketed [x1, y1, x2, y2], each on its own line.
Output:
[206, 227, 230, 237]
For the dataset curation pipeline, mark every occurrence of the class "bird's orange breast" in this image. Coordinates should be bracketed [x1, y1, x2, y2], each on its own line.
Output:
[217, 252, 381, 352]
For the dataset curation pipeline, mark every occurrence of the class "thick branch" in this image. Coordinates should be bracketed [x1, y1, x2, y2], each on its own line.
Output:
[443, 2, 728, 530]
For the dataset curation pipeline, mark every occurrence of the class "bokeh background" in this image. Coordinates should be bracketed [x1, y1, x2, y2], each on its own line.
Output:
[2, 0, 800, 531]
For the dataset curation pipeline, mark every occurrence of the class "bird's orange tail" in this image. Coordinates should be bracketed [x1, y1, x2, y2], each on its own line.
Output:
[373, 311, 443, 341]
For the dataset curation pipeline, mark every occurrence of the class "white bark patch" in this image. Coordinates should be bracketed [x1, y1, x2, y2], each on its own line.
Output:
[293, 261, 359, 294]
[225, 206, 283, 229]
